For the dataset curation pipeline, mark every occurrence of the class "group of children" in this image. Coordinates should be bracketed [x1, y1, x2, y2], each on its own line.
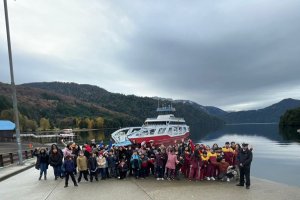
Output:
[34, 139, 249, 188]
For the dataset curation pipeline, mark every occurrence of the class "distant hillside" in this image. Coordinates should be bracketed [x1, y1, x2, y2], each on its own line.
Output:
[221, 98, 300, 123]
[173, 100, 227, 116]
[279, 107, 300, 126]
[0, 82, 224, 132]
[0, 82, 142, 130]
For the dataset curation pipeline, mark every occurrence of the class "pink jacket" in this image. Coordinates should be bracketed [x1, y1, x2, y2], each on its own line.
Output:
[165, 152, 177, 170]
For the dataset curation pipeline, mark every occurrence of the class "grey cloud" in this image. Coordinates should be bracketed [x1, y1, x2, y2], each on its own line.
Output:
[1, 0, 300, 110]
[113, 0, 300, 109]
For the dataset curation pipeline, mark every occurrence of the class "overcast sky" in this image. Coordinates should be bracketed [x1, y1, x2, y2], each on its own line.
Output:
[1, 0, 300, 111]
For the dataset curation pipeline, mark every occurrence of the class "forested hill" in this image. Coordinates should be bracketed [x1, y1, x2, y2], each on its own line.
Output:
[279, 107, 300, 126]
[221, 98, 300, 124]
[0, 82, 224, 132]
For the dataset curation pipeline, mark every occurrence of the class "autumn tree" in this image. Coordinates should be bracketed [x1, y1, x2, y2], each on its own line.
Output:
[94, 117, 104, 129]
[25, 119, 38, 131]
[79, 118, 88, 129]
[40, 118, 50, 131]
[0, 109, 14, 121]
[58, 117, 76, 129]
[86, 118, 94, 129]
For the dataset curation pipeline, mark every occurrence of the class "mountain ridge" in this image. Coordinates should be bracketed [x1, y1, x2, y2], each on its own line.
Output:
[2, 81, 298, 129]
[220, 98, 300, 123]
[0, 82, 224, 132]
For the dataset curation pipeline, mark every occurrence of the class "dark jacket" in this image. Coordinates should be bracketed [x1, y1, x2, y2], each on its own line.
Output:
[155, 153, 165, 167]
[238, 149, 253, 167]
[84, 150, 90, 159]
[64, 159, 75, 173]
[176, 156, 184, 171]
[49, 151, 63, 167]
[88, 156, 98, 171]
[107, 155, 117, 168]
[35, 151, 49, 169]
[118, 162, 128, 172]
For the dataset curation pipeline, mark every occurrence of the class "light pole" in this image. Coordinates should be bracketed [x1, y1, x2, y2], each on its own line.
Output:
[3, 0, 23, 164]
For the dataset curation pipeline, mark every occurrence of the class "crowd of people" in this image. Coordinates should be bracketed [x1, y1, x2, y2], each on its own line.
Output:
[34, 139, 253, 189]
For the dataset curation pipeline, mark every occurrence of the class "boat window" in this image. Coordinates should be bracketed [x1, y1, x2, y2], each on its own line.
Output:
[169, 121, 185, 125]
[146, 121, 167, 126]
[150, 129, 156, 135]
[142, 129, 149, 135]
[158, 128, 166, 134]
[134, 132, 141, 136]
[132, 128, 140, 133]
[173, 127, 178, 135]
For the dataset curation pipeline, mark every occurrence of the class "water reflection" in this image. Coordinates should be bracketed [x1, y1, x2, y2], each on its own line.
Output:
[77, 130, 106, 143]
[279, 126, 300, 142]
[191, 123, 300, 143]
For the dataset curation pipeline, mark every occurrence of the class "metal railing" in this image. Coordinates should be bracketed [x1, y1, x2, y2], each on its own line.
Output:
[0, 150, 34, 167]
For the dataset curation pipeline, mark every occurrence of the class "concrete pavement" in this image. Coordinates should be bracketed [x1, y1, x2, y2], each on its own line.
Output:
[0, 166, 299, 200]
[0, 158, 36, 182]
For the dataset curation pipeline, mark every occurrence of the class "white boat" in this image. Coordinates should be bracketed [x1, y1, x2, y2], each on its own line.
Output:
[62, 129, 73, 134]
[60, 129, 75, 142]
[59, 133, 75, 137]
[111, 127, 141, 144]
[112, 105, 190, 146]
[128, 114, 190, 146]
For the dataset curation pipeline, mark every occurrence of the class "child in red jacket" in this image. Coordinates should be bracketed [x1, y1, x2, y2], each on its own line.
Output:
[188, 152, 201, 181]
[200, 151, 209, 180]
[118, 159, 128, 180]
[216, 158, 231, 182]
[140, 154, 149, 178]
[207, 149, 218, 180]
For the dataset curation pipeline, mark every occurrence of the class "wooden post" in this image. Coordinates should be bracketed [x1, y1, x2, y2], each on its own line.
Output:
[9, 153, 13, 164]
[0, 154, 3, 167]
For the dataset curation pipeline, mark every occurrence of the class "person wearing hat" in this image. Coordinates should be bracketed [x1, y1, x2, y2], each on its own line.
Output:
[236, 143, 253, 189]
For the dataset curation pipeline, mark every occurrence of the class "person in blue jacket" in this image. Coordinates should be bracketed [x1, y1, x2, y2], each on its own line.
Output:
[63, 155, 78, 188]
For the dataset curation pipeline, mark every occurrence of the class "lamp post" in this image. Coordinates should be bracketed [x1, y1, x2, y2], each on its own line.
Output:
[3, 0, 23, 164]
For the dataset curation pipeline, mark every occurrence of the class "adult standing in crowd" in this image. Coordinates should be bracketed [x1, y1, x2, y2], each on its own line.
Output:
[236, 143, 253, 189]
[49, 144, 63, 180]
[35, 147, 49, 180]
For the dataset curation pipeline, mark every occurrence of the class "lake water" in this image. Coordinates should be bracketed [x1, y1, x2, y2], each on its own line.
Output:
[192, 124, 300, 187]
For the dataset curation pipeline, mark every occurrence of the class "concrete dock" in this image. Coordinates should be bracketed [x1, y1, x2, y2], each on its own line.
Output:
[0, 164, 299, 200]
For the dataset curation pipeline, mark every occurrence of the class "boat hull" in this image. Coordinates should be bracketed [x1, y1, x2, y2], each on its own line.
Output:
[128, 132, 190, 146]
